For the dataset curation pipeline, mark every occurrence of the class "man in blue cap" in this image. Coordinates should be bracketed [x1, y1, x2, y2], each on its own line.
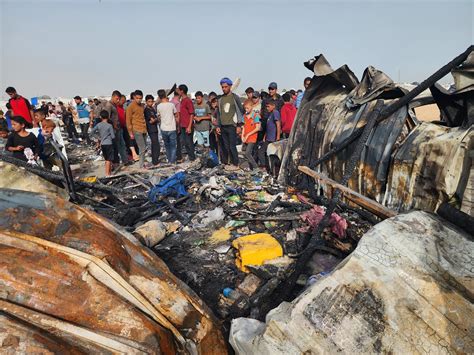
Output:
[216, 77, 244, 169]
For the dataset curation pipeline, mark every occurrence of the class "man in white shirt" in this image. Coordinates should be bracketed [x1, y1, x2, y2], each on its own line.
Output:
[156, 89, 179, 163]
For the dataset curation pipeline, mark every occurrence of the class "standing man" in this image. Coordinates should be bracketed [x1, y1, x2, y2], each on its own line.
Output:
[170, 89, 182, 162]
[59, 101, 79, 142]
[5, 87, 34, 124]
[157, 89, 179, 163]
[216, 77, 244, 169]
[176, 84, 195, 162]
[74, 96, 92, 144]
[91, 98, 103, 126]
[144, 94, 160, 166]
[104, 90, 128, 165]
[126, 90, 147, 168]
[281, 93, 297, 138]
[295, 77, 312, 108]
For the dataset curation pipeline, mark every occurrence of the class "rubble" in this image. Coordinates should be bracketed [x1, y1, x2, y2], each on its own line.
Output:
[229, 211, 474, 354]
[0, 188, 226, 354]
[0, 47, 471, 354]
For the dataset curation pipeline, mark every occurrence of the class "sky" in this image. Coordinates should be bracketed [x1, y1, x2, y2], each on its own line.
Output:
[0, 0, 472, 99]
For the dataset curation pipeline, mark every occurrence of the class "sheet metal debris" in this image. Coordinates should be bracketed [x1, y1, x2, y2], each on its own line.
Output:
[0, 188, 226, 354]
[280, 48, 473, 213]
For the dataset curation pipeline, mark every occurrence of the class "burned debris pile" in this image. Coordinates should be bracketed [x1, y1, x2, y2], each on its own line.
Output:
[1, 46, 472, 354]
[51, 144, 374, 322]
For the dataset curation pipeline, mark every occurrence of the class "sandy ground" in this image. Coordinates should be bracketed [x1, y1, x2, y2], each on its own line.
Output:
[414, 104, 441, 122]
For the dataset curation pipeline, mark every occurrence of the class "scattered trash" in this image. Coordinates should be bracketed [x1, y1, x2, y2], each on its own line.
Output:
[201, 207, 225, 225]
[148, 171, 188, 203]
[210, 227, 232, 244]
[134, 220, 167, 248]
[299, 205, 348, 238]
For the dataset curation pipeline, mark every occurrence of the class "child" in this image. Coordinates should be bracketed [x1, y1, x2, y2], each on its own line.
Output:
[90, 110, 115, 176]
[257, 100, 281, 170]
[5, 116, 40, 162]
[0, 127, 8, 152]
[208, 97, 220, 156]
[41, 119, 64, 170]
[0, 110, 8, 132]
[193, 91, 212, 154]
[33, 109, 67, 157]
[281, 93, 297, 139]
[241, 99, 261, 170]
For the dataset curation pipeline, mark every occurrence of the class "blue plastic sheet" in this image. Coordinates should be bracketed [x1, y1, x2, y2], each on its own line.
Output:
[148, 172, 188, 204]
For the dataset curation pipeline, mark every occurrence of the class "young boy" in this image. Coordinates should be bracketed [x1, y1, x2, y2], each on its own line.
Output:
[32, 109, 68, 158]
[280, 93, 297, 139]
[0, 127, 8, 152]
[90, 110, 115, 176]
[41, 119, 64, 170]
[193, 91, 211, 154]
[241, 99, 261, 170]
[257, 100, 281, 170]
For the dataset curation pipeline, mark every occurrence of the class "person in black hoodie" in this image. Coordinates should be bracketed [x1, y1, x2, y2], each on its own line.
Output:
[144, 94, 160, 166]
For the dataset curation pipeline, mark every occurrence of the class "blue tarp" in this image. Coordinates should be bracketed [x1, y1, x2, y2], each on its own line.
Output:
[148, 172, 188, 204]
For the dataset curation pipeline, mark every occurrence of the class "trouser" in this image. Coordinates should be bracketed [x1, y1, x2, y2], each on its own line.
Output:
[257, 141, 270, 169]
[162, 130, 177, 163]
[176, 129, 182, 160]
[282, 132, 290, 139]
[113, 128, 128, 163]
[148, 131, 161, 165]
[210, 130, 219, 154]
[219, 125, 238, 165]
[64, 118, 78, 139]
[79, 123, 91, 144]
[177, 128, 195, 161]
[243, 142, 258, 170]
[133, 131, 147, 168]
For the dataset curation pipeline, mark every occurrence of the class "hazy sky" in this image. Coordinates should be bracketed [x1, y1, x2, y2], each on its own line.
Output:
[0, 0, 472, 99]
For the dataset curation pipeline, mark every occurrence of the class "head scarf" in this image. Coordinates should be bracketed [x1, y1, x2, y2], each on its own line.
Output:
[220, 77, 233, 86]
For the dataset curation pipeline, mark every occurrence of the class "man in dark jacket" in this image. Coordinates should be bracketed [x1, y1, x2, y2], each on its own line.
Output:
[144, 94, 160, 166]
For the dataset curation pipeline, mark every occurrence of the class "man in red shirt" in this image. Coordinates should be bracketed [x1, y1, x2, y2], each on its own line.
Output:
[281, 93, 297, 139]
[5, 87, 34, 124]
[176, 84, 195, 162]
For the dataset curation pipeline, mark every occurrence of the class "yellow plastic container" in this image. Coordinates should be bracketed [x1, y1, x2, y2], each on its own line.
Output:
[232, 233, 283, 273]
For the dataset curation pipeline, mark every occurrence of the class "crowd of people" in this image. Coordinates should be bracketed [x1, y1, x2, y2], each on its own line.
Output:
[0, 76, 312, 176]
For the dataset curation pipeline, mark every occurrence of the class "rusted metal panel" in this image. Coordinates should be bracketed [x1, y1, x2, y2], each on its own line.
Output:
[384, 124, 473, 212]
[282, 61, 408, 203]
[280, 53, 473, 214]
[0, 188, 227, 354]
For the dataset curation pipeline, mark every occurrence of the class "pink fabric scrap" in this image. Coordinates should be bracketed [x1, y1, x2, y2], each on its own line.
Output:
[298, 205, 348, 238]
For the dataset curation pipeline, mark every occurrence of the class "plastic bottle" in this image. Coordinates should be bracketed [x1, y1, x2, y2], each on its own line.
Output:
[223, 287, 243, 300]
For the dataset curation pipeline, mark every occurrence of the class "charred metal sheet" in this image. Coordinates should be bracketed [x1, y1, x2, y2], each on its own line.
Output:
[0, 188, 227, 354]
[384, 123, 473, 212]
[281, 57, 410, 203]
[280, 52, 473, 213]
